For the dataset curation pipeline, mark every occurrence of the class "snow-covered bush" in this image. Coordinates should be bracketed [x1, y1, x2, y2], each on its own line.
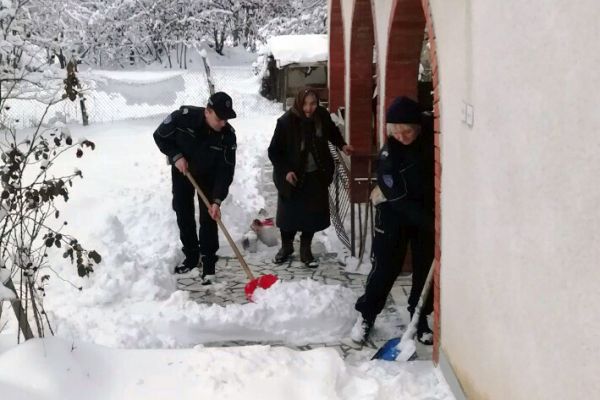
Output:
[0, 0, 100, 341]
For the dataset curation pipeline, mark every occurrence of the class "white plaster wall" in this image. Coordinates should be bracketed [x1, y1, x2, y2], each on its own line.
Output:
[428, 0, 600, 398]
[372, 0, 394, 147]
[340, 0, 354, 140]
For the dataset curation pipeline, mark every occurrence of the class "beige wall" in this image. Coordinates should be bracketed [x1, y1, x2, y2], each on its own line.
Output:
[429, 0, 600, 398]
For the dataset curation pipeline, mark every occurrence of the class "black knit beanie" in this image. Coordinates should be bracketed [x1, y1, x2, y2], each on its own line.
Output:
[386, 96, 422, 124]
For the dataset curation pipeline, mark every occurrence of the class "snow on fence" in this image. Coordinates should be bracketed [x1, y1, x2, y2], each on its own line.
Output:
[3, 66, 280, 128]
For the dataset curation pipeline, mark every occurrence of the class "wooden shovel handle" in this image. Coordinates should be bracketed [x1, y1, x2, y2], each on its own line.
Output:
[184, 172, 255, 281]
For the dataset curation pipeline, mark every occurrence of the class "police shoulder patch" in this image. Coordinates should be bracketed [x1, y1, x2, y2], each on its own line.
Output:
[382, 174, 394, 188]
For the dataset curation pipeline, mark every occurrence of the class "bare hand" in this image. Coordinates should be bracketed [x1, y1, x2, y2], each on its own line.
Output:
[342, 144, 354, 156]
[209, 203, 221, 221]
[175, 157, 188, 174]
[286, 171, 298, 186]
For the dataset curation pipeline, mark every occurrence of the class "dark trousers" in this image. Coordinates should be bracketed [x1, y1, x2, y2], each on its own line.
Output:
[355, 202, 434, 323]
[281, 230, 314, 243]
[171, 168, 218, 274]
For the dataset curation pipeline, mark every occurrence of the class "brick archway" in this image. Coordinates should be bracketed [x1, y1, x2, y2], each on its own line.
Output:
[349, 0, 375, 202]
[328, 0, 345, 113]
[385, 0, 425, 112]
[386, 0, 443, 363]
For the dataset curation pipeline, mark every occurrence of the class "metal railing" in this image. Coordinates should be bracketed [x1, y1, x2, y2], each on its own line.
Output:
[328, 143, 352, 250]
[328, 144, 376, 260]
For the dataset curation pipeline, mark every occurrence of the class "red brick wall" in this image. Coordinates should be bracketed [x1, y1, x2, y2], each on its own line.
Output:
[349, 0, 375, 202]
[385, 0, 425, 110]
[328, 0, 345, 113]
[420, 0, 442, 365]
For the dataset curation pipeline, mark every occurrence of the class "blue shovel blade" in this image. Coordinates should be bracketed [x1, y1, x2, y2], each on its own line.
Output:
[372, 337, 402, 361]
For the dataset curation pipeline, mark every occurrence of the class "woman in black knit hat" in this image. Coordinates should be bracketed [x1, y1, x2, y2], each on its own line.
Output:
[268, 88, 353, 267]
[351, 96, 435, 346]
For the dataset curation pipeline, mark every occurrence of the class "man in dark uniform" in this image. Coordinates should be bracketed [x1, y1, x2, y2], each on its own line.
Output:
[351, 96, 435, 345]
[153, 92, 237, 284]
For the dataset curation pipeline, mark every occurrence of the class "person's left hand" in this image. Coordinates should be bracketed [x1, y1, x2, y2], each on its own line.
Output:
[342, 144, 354, 156]
[209, 203, 221, 221]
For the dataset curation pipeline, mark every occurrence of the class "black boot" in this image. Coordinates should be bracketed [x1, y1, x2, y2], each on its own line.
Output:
[174, 257, 200, 274]
[300, 236, 318, 268]
[274, 240, 294, 264]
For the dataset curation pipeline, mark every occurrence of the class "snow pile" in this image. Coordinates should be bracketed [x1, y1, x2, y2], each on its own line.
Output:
[47, 278, 357, 348]
[266, 34, 328, 67]
[88, 70, 186, 84]
[0, 337, 455, 400]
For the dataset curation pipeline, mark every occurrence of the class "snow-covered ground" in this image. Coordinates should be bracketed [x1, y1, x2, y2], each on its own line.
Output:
[0, 50, 453, 399]
[0, 338, 452, 400]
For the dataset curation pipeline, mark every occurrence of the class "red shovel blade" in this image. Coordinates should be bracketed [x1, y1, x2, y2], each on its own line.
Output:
[244, 274, 279, 301]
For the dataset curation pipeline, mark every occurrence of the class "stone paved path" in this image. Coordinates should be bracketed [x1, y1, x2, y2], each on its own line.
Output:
[177, 253, 432, 361]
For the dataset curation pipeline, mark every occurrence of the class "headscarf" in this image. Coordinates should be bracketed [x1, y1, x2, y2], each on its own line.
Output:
[291, 88, 320, 118]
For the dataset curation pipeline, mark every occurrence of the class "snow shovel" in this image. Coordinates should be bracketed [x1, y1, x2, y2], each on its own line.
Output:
[184, 172, 278, 300]
[372, 260, 435, 361]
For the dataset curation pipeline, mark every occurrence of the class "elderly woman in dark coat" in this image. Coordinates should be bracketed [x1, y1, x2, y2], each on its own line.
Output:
[268, 89, 353, 267]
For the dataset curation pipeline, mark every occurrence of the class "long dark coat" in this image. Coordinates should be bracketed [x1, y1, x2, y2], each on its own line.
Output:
[268, 106, 347, 233]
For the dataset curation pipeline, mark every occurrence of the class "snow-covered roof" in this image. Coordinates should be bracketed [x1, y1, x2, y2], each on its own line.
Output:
[266, 34, 328, 67]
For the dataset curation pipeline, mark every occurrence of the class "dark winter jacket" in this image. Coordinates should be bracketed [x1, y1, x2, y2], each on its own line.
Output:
[268, 106, 346, 198]
[377, 118, 434, 232]
[153, 106, 236, 203]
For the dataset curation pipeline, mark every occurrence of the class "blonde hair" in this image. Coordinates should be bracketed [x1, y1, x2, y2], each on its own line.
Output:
[386, 123, 421, 137]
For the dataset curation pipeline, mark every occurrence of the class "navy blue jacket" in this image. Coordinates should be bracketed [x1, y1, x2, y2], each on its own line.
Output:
[153, 106, 236, 203]
[377, 132, 434, 232]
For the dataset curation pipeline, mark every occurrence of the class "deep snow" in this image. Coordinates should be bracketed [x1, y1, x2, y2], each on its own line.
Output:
[0, 337, 454, 400]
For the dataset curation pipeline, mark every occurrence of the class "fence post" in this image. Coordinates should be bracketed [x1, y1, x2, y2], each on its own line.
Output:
[201, 51, 215, 96]
[64, 59, 89, 126]
[350, 202, 355, 257]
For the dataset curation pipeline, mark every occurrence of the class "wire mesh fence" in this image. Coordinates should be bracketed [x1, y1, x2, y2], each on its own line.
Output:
[2, 65, 281, 129]
[1, 62, 365, 256]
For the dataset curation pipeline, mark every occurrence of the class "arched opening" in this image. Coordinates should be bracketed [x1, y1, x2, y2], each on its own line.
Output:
[349, 0, 376, 203]
[385, 0, 425, 115]
[328, 0, 345, 113]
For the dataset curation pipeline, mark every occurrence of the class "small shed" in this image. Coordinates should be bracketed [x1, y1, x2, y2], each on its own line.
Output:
[259, 34, 329, 109]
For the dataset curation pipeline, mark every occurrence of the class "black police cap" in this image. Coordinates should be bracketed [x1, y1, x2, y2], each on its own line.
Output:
[207, 92, 237, 120]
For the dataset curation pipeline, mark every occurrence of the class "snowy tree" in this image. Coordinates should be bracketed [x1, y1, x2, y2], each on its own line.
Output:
[256, 0, 327, 42]
[6, 0, 328, 69]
